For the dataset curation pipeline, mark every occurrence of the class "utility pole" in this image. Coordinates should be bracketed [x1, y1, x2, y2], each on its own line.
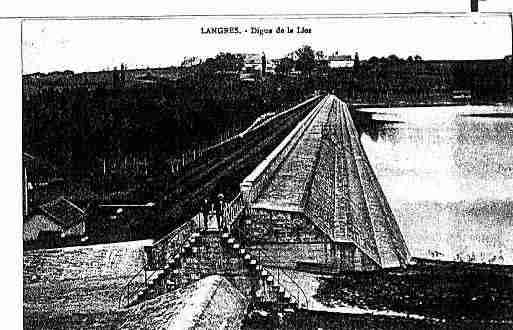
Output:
[23, 166, 28, 217]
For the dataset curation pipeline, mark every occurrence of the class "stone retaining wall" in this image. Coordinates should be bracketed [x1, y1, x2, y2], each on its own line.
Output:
[248, 243, 334, 269]
[247, 209, 327, 243]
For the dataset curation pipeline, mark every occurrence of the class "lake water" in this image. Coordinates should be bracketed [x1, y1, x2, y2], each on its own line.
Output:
[358, 105, 513, 265]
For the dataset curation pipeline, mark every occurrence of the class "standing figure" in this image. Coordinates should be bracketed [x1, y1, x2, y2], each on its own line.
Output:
[201, 198, 210, 230]
[218, 193, 225, 229]
[214, 193, 225, 231]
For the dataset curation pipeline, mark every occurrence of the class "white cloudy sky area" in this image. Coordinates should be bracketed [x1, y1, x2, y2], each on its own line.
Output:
[22, 0, 513, 74]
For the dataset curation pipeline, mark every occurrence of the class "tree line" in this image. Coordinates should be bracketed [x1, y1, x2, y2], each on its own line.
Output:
[23, 58, 313, 203]
[273, 46, 511, 104]
[23, 47, 511, 203]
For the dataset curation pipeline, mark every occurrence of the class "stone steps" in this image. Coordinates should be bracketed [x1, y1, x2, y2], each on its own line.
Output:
[127, 229, 296, 310]
[221, 232, 301, 311]
[128, 231, 206, 306]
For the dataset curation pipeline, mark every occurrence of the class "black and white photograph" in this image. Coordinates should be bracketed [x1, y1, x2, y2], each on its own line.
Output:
[5, 0, 513, 328]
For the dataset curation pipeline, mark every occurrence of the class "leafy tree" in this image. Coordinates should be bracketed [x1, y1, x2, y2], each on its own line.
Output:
[315, 50, 325, 61]
[368, 56, 380, 65]
[387, 54, 400, 63]
[213, 53, 244, 72]
[295, 45, 315, 76]
[353, 52, 360, 73]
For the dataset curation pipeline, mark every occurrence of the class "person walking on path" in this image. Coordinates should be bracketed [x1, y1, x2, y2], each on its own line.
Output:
[214, 193, 225, 231]
[201, 198, 210, 231]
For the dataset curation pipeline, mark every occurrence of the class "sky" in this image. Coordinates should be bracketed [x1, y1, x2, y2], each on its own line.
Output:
[21, 1, 513, 74]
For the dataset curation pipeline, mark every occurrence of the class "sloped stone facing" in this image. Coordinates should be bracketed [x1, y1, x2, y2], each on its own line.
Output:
[357, 162, 401, 268]
[359, 150, 411, 265]
[341, 100, 410, 267]
[303, 99, 337, 238]
[242, 95, 410, 271]
[254, 108, 328, 209]
[338, 100, 382, 264]
[241, 95, 325, 205]
[333, 129, 350, 242]
[304, 139, 336, 239]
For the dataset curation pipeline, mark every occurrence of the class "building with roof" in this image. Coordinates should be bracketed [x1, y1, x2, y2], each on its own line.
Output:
[238, 52, 275, 80]
[22, 152, 62, 217]
[23, 196, 86, 242]
[240, 95, 410, 272]
[328, 53, 354, 69]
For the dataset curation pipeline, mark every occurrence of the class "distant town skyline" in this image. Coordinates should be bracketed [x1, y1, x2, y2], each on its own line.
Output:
[23, 12, 512, 74]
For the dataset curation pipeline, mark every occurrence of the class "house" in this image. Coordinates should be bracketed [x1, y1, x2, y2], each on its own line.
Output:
[328, 53, 354, 69]
[22, 152, 61, 217]
[238, 53, 262, 81]
[23, 196, 86, 242]
[238, 53, 276, 80]
[239, 53, 264, 71]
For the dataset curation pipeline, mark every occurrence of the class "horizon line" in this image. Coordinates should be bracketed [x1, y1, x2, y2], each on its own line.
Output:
[22, 54, 512, 76]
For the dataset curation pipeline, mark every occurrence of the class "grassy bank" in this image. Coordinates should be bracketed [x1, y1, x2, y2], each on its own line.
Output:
[314, 258, 513, 323]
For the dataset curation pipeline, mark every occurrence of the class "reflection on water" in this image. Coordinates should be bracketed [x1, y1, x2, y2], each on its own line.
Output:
[358, 105, 513, 264]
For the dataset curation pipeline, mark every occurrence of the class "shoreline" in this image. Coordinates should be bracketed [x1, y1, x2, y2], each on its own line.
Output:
[350, 101, 511, 109]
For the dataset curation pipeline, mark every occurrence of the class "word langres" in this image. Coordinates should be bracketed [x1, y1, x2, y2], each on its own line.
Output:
[201, 26, 242, 34]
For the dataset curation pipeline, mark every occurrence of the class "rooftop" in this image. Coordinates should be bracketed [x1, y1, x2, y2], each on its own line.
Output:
[39, 196, 86, 229]
[328, 55, 353, 61]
